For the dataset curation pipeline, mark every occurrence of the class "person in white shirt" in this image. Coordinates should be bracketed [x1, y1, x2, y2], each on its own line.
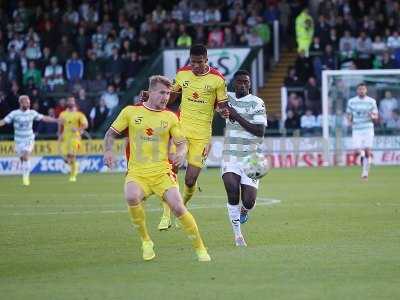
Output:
[0, 95, 58, 185]
[221, 70, 267, 247]
[100, 84, 119, 115]
[301, 109, 317, 136]
[379, 91, 398, 126]
[387, 31, 400, 50]
[346, 83, 378, 180]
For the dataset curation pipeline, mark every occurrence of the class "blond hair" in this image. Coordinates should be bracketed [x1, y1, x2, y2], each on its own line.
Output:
[18, 95, 30, 102]
[148, 75, 172, 90]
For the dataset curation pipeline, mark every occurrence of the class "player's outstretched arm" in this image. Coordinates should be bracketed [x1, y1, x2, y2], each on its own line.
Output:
[103, 128, 120, 168]
[41, 116, 58, 123]
[228, 107, 265, 137]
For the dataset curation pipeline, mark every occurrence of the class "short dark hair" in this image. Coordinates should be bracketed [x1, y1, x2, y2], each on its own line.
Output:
[190, 44, 207, 56]
[234, 69, 250, 79]
[357, 82, 367, 88]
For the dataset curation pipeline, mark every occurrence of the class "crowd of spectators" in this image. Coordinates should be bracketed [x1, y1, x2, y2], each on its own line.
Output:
[283, 0, 400, 136]
[0, 0, 292, 138]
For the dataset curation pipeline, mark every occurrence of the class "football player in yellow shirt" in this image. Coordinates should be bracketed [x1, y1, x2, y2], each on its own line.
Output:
[103, 75, 211, 262]
[58, 96, 88, 182]
[154, 45, 229, 230]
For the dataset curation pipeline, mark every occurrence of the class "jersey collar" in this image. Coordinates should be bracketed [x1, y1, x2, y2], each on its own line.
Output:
[143, 103, 163, 112]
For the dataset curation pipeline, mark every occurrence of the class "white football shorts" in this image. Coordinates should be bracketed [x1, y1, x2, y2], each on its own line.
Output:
[221, 160, 259, 189]
[352, 128, 374, 149]
[15, 139, 35, 156]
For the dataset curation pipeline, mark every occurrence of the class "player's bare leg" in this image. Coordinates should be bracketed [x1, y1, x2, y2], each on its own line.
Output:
[240, 184, 257, 225]
[362, 148, 372, 180]
[20, 151, 31, 186]
[223, 173, 247, 247]
[183, 164, 202, 205]
[158, 165, 178, 231]
[163, 187, 211, 261]
[125, 181, 155, 261]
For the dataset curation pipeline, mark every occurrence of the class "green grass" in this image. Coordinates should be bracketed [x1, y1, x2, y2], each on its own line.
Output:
[1, 167, 400, 300]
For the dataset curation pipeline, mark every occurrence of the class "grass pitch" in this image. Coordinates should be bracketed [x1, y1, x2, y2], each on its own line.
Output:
[1, 167, 399, 300]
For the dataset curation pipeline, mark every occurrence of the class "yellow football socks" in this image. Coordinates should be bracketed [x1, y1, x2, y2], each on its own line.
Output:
[183, 184, 196, 205]
[161, 201, 171, 219]
[70, 161, 79, 177]
[178, 211, 206, 250]
[128, 203, 151, 242]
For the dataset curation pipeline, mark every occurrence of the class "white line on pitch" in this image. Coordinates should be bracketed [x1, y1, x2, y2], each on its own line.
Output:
[3, 198, 281, 216]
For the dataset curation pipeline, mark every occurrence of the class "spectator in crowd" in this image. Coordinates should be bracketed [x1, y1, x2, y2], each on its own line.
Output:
[295, 7, 314, 56]
[66, 51, 84, 83]
[189, 4, 205, 24]
[23, 61, 42, 87]
[314, 15, 330, 47]
[161, 30, 176, 48]
[54, 97, 66, 117]
[25, 39, 42, 61]
[255, 16, 271, 45]
[386, 108, 400, 133]
[208, 26, 224, 48]
[76, 88, 92, 119]
[92, 25, 106, 50]
[44, 56, 64, 91]
[37, 107, 58, 136]
[176, 25, 192, 47]
[284, 109, 300, 136]
[123, 51, 142, 88]
[287, 92, 304, 115]
[8, 32, 25, 54]
[355, 31, 372, 69]
[56, 35, 74, 64]
[380, 52, 397, 69]
[223, 26, 235, 46]
[304, 76, 321, 113]
[246, 28, 263, 47]
[25, 27, 40, 44]
[379, 91, 398, 127]
[152, 5, 167, 24]
[310, 36, 323, 53]
[104, 46, 124, 80]
[100, 84, 119, 116]
[321, 44, 338, 70]
[300, 109, 317, 136]
[104, 35, 120, 58]
[295, 50, 313, 83]
[371, 35, 387, 55]
[339, 30, 356, 53]
[38, 46, 52, 71]
[6, 80, 21, 110]
[0, 91, 9, 119]
[387, 30, 400, 50]
[75, 26, 89, 59]
[204, 5, 221, 24]
[6, 45, 21, 82]
[41, 20, 58, 52]
[85, 50, 101, 81]
[266, 113, 281, 136]
[339, 40, 357, 69]
[89, 98, 109, 131]
[284, 66, 302, 87]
